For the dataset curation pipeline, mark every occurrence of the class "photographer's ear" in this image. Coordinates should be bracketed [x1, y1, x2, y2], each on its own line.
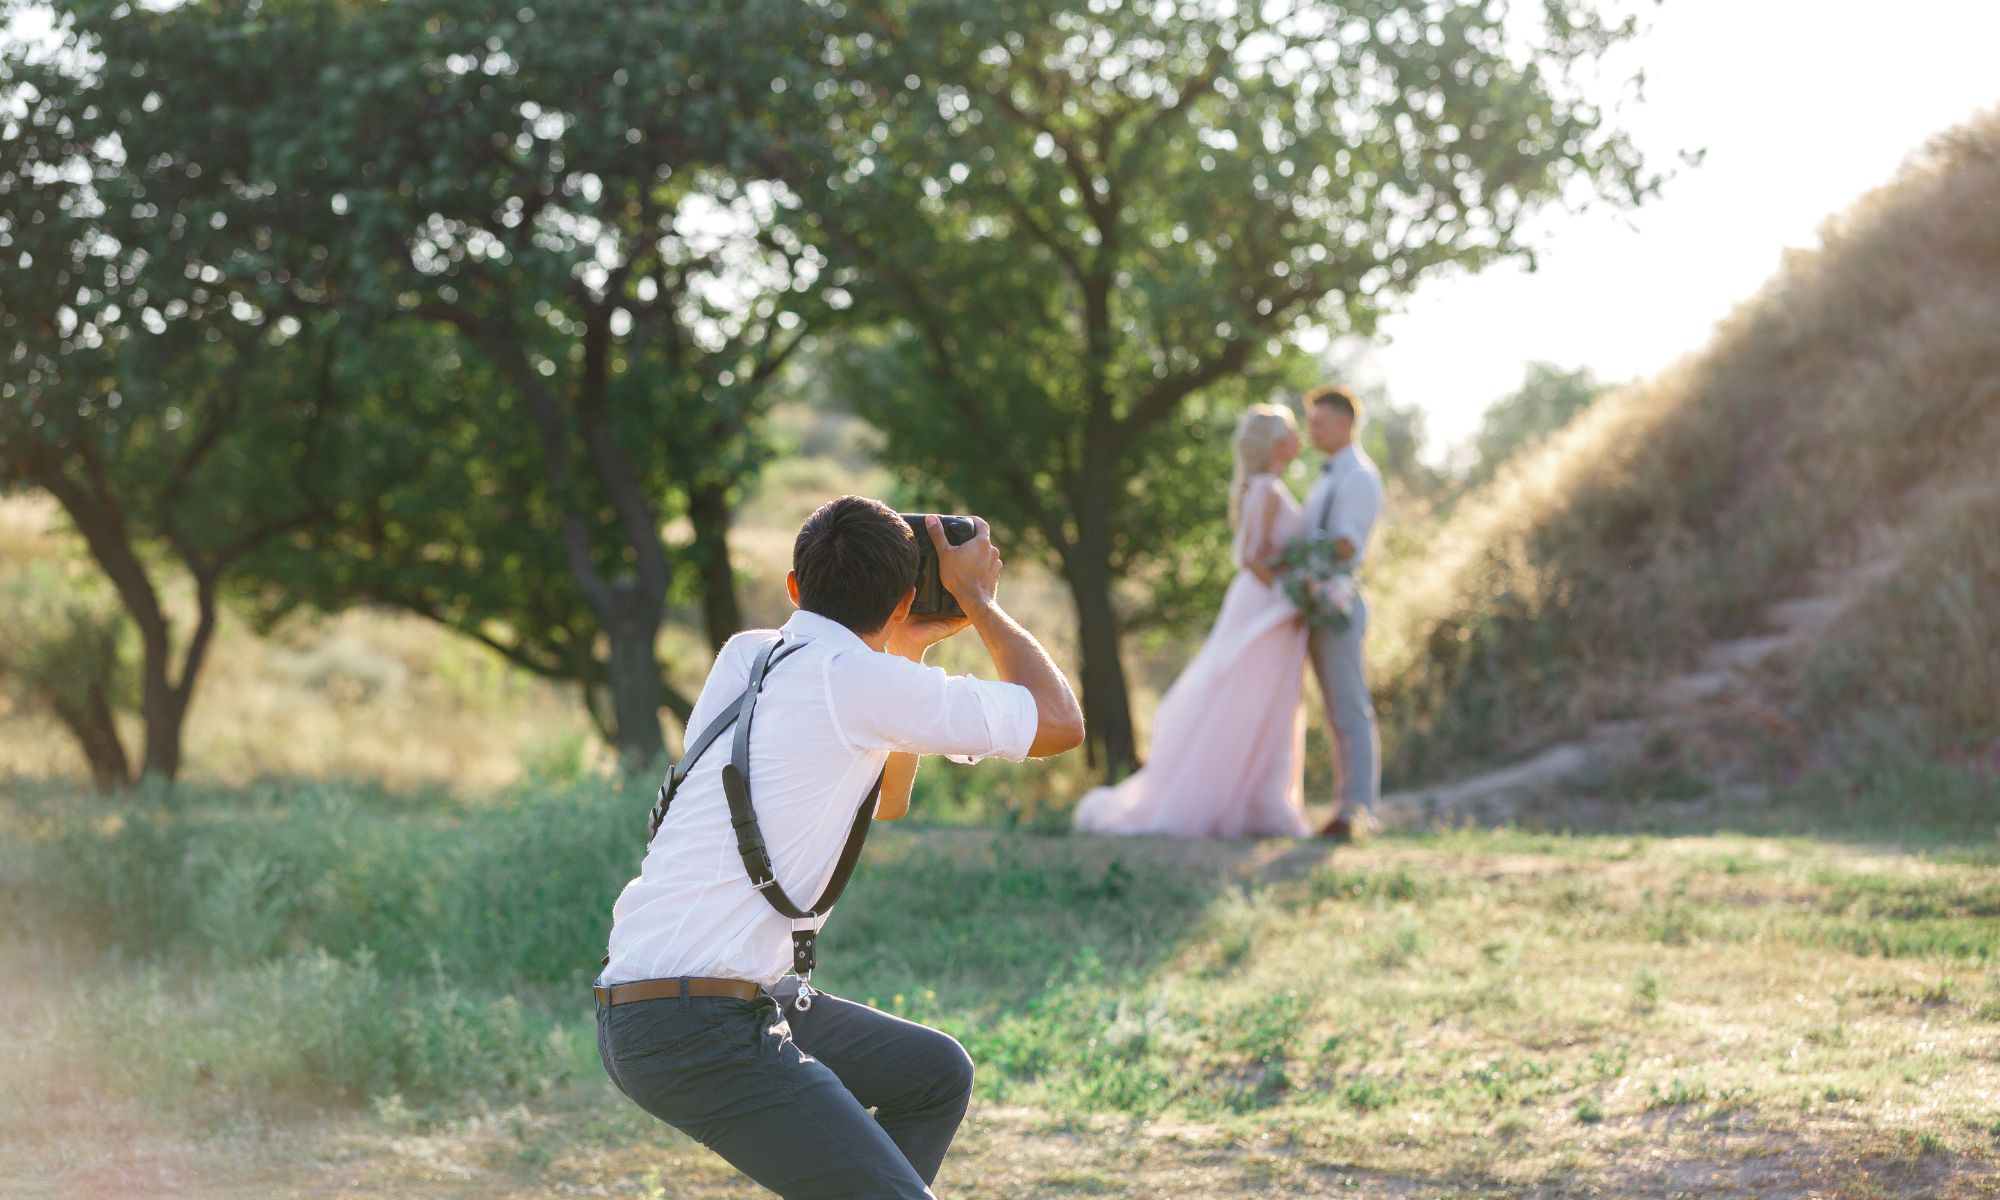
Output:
[786, 571, 802, 608]
[890, 585, 917, 625]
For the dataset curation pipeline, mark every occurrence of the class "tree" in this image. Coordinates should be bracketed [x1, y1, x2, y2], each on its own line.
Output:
[1464, 361, 1608, 486]
[786, 0, 1655, 774]
[1, 21, 347, 784]
[51, 0, 831, 764]
[0, 558, 133, 789]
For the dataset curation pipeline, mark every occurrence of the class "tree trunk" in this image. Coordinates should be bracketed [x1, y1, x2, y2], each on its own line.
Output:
[52, 679, 132, 791]
[1061, 405, 1138, 780]
[40, 474, 193, 782]
[131, 621, 181, 781]
[139, 572, 217, 782]
[688, 481, 743, 649]
[1062, 547, 1138, 780]
[602, 583, 668, 769]
[138, 677, 188, 781]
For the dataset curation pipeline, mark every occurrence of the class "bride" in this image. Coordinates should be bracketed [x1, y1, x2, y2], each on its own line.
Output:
[1073, 405, 1313, 838]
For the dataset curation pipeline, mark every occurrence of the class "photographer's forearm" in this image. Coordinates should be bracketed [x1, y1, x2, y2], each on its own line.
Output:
[967, 601, 1085, 757]
[876, 751, 918, 821]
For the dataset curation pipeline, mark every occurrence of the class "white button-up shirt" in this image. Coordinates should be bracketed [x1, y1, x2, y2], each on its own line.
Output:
[604, 608, 1038, 986]
[1304, 444, 1385, 570]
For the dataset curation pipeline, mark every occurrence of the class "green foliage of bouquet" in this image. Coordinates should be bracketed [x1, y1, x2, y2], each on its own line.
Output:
[1272, 533, 1355, 633]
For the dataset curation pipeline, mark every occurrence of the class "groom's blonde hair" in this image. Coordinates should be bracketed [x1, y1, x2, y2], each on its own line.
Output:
[1229, 404, 1297, 526]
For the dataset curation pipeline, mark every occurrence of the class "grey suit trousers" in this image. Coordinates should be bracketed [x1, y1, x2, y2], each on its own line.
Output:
[597, 976, 974, 1198]
[1308, 591, 1380, 816]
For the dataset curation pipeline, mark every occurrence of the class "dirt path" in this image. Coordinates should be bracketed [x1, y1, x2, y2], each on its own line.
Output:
[10, 1096, 1995, 1199]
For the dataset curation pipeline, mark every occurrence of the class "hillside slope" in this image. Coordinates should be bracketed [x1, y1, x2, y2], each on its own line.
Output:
[1373, 109, 2000, 809]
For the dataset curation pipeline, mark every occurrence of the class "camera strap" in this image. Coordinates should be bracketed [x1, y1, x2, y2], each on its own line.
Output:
[643, 634, 884, 1003]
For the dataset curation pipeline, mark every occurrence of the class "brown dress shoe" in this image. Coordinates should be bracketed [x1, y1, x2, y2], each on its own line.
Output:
[1317, 815, 1353, 842]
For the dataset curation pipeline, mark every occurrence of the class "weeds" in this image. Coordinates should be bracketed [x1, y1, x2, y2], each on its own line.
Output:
[1649, 1078, 1708, 1109]
[5, 780, 1998, 1164]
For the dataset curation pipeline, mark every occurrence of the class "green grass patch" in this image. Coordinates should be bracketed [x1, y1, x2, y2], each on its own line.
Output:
[5, 776, 1999, 1158]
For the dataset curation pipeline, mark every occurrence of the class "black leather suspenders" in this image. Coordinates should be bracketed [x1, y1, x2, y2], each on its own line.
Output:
[647, 636, 814, 839]
[645, 635, 885, 1000]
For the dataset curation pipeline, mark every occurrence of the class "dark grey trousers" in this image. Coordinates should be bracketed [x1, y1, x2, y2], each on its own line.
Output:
[596, 977, 974, 1199]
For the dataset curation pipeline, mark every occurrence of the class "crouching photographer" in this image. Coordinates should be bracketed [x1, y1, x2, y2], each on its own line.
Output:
[595, 495, 1084, 1199]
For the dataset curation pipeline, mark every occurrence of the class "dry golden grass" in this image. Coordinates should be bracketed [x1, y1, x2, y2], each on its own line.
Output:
[0, 430, 1119, 797]
[0, 496, 595, 791]
[1371, 108, 2000, 783]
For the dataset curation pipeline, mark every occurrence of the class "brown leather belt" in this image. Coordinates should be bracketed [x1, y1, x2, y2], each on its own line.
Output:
[593, 976, 763, 1008]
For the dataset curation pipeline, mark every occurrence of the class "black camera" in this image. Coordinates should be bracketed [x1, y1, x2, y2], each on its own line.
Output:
[900, 514, 978, 618]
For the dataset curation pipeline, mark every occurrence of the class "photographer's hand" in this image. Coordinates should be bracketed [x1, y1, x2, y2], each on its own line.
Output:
[928, 514, 1002, 611]
[884, 612, 971, 663]
[926, 516, 1085, 758]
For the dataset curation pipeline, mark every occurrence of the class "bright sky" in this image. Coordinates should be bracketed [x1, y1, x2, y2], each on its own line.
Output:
[1373, 0, 2000, 451]
[8, 2, 1997, 456]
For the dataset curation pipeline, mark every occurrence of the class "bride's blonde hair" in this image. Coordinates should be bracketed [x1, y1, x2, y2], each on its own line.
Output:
[1228, 404, 1297, 526]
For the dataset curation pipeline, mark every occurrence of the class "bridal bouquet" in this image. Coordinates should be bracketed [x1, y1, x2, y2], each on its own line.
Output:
[1271, 532, 1355, 633]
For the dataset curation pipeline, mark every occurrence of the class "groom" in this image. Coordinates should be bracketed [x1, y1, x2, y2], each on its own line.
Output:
[1302, 385, 1384, 840]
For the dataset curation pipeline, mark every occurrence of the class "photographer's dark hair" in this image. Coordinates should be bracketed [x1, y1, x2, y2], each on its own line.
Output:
[792, 496, 921, 633]
[1306, 383, 1363, 424]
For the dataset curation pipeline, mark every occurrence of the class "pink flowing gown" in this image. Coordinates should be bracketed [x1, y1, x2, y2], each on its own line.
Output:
[1072, 473, 1313, 838]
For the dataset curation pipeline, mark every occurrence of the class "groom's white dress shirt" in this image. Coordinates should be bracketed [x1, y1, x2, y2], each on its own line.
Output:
[1305, 444, 1385, 570]
[604, 608, 1037, 986]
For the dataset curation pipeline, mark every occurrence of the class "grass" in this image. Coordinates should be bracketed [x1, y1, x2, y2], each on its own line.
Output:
[1368, 109, 2000, 786]
[2, 63, 1994, 1200]
[5, 775, 1999, 1196]
[0, 491, 597, 789]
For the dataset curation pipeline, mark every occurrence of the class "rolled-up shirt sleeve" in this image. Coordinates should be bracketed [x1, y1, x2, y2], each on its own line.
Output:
[829, 652, 1039, 763]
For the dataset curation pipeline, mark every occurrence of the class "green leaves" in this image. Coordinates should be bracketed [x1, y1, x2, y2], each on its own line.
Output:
[4, 0, 1654, 775]
[5, 0, 849, 760]
[789, 0, 1653, 768]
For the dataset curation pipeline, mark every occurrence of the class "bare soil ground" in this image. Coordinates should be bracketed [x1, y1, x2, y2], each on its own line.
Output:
[8, 1093, 1999, 1199]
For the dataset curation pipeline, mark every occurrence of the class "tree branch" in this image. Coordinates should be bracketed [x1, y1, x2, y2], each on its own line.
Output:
[412, 294, 617, 616]
[574, 304, 672, 600]
[1119, 335, 1259, 444]
[156, 338, 251, 514]
[1108, 38, 1231, 186]
[51, 441, 170, 654]
[777, 179, 1076, 555]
